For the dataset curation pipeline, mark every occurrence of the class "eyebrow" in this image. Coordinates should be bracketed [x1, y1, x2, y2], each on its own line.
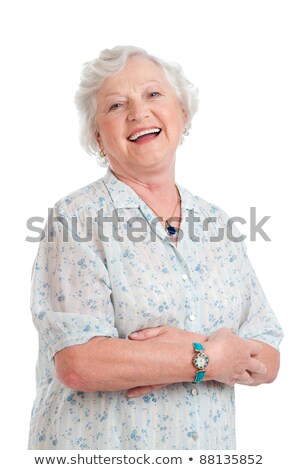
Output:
[102, 80, 163, 99]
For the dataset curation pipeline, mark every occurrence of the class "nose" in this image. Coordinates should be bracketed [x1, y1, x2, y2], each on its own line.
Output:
[127, 99, 150, 121]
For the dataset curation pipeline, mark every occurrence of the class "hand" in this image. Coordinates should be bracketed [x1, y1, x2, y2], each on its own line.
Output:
[126, 325, 207, 397]
[129, 325, 207, 344]
[204, 328, 267, 386]
[126, 326, 267, 397]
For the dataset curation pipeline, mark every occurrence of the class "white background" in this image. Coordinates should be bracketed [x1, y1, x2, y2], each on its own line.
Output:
[0, 0, 298, 466]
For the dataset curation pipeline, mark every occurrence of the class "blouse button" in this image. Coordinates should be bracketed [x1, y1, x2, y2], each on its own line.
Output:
[189, 314, 196, 321]
[182, 274, 188, 281]
[191, 388, 197, 396]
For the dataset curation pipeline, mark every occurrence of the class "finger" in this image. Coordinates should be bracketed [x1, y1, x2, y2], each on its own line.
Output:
[127, 384, 170, 398]
[247, 357, 267, 374]
[235, 372, 254, 385]
[247, 339, 263, 356]
[129, 326, 167, 340]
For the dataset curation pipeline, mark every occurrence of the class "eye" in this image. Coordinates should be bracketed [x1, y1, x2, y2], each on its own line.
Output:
[149, 91, 161, 98]
[109, 102, 122, 111]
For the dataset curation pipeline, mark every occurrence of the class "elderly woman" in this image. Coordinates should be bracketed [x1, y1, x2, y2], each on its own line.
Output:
[29, 45, 283, 450]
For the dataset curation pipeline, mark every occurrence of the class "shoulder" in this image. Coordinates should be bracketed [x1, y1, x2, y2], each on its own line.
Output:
[179, 184, 231, 227]
[51, 175, 112, 219]
[179, 184, 245, 245]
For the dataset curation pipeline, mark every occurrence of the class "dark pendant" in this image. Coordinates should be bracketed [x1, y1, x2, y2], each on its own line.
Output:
[166, 224, 177, 236]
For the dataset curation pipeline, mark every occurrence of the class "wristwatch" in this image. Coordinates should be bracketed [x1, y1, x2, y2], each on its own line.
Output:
[192, 342, 209, 383]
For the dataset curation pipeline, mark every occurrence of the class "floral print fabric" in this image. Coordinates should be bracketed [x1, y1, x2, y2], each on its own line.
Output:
[28, 167, 283, 450]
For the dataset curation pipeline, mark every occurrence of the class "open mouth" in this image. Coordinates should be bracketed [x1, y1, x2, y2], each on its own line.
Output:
[128, 127, 162, 143]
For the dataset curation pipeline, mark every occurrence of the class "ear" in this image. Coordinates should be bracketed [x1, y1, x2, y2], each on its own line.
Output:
[182, 108, 189, 127]
[96, 131, 103, 149]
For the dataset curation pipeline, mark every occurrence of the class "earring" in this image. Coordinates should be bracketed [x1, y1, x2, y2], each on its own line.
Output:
[96, 148, 108, 167]
[180, 126, 190, 145]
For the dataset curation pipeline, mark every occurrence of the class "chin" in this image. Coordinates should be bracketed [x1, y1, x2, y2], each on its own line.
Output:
[135, 152, 171, 166]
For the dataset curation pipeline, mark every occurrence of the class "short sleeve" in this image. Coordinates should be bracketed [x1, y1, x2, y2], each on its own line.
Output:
[215, 206, 284, 351]
[30, 204, 118, 360]
[237, 242, 284, 350]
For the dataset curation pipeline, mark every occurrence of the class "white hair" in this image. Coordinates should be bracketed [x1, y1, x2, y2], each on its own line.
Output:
[74, 45, 199, 165]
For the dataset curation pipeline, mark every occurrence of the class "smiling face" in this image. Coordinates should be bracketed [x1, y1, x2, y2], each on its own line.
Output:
[95, 55, 188, 176]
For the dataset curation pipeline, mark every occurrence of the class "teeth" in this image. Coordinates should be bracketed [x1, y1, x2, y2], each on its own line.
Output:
[128, 128, 161, 141]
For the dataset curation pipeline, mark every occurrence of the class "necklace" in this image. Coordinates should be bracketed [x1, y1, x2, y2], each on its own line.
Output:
[146, 185, 181, 237]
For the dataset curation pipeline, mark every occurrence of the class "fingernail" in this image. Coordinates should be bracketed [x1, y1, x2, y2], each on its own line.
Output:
[127, 392, 135, 398]
[130, 332, 139, 338]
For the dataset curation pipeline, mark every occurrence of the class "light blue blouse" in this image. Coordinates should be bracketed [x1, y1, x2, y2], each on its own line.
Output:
[29, 167, 283, 450]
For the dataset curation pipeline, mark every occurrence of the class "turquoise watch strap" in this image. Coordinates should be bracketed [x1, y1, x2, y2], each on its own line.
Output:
[194, 371, 205, 383]
[192, 342, 209, 384]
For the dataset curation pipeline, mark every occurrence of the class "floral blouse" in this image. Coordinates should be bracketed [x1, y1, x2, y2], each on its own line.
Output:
[28, 167, 283, 450]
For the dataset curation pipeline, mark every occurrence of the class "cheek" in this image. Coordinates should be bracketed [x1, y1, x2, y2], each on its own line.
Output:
[100, 122, 121, 145]
[165, 105, 186, 132]
[101, 125, 129, 155]
[168, 115, 185, 138]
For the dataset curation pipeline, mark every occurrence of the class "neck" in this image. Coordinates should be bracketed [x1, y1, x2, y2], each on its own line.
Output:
[108, 161, 181, 239]
[108, 161, 177, 203]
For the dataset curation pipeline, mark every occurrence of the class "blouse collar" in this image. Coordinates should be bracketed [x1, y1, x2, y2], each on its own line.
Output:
[102, 166, 201, 214]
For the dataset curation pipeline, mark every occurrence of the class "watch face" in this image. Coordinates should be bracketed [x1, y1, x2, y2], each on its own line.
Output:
[194, 352, 209, 370]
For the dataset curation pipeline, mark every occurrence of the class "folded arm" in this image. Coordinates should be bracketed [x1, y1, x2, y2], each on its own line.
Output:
[55, 333, 204, 392]
[54, 326, 277, 394]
